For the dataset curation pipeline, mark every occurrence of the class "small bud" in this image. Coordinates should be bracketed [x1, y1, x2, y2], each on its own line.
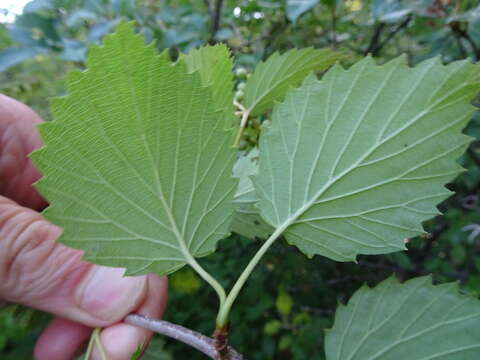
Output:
[235, 90, 244, 101]
[235, 67, 248, 79]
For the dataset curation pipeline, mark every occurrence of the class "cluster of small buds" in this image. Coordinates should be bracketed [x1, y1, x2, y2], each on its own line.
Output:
[234, 67, 250, 102]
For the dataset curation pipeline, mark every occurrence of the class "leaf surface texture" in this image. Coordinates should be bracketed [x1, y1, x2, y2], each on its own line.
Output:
[32, 23, 237, 276]
[326, 276, 480, 360]
[231, 148, 274, 239]
[184, 44, 234, 115]
[254, 56, 480, 261]
[243, 48, 344, 116]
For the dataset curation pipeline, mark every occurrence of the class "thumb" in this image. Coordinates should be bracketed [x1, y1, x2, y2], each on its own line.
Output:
[0, 195, 147, 326]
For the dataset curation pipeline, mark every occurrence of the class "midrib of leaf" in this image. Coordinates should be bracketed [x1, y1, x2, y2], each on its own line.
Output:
[75, 50, 223, 291]
[121, 38, 185, 262]
[276, 60, 470, 231]
[125, 68, 227, 297]
[116, 46, 226, 292]
[303, 62, 337, 204]
[327, 59, 396, 179]
[131, 63, 227, 302]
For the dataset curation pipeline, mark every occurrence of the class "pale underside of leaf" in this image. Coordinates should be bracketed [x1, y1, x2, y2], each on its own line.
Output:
[243, 47, 345, 116]
[231, 148, 274, 239]
[254, 55, 480, 261]
[31, 23, 237, 276]
[325, 275, 480, 360]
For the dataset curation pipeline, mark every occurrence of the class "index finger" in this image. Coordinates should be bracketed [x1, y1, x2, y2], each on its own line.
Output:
[0, 94, 47, 210]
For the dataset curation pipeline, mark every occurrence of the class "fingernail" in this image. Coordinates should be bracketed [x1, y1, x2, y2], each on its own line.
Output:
[76, 267, 146, 322]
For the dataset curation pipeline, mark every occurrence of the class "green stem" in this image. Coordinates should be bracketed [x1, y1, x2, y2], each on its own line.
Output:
[233, 108, 251, 148]
[216, 223, 288, 327]
[187, 254, 226, 307]
[93, 328, 107, 360]
[83, 329, 96, 360]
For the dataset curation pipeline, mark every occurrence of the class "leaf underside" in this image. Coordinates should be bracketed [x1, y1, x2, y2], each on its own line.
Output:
[255, 56, 480, 261]
[231, 148, 274, 239]
[31, 22, 237, 276]
[243, 47, 345, 116]
[325, 275, 480, 360]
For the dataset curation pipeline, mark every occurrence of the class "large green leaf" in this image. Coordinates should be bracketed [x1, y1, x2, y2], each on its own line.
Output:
[231, 148, 274, 239]
[243, 48, 344, 116]
[31, 22, 237, 276]
[254, 56, 480, 261]
[325, 275, 480, 359]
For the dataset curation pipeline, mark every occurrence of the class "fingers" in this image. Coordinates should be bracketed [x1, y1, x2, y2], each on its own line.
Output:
[33, 317, 92, 360]
[0, 94, 46, 210]
[93, 275, 168, 360]
[34, 275, 168, 360]
[0, 195, 148, 326]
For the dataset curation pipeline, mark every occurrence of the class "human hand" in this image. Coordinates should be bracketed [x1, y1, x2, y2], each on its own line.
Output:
[0, 94, 168, 360]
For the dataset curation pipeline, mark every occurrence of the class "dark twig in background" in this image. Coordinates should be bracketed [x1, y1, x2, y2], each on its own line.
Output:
[208, 0, 224, 44]
[364, 15, 412, 56]
[449, 22, 480, 61]
[204, 0, 213, 17]
[364, 22, 387, 56]
[262, 15, 290, 59]
[330, 5, 337, 48]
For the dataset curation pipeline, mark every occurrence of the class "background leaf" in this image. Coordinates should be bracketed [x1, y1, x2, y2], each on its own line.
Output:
[0, 47, 41, 72]
[242, 48, 344, 116]
[231, 148, 274, 239]
[184, 44, 235, 127]
[326, 275, 480, 360]
[184, 44, 233, 112]
[286, 0, 320, 22]
[254, 56, 480, 261]
[31, 22, 237, 276]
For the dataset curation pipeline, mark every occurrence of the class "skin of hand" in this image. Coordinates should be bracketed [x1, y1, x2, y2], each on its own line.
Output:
[0, 94, 168, 360]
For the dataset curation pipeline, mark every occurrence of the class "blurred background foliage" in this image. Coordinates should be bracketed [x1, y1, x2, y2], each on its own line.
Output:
[1, 0, 480, 359]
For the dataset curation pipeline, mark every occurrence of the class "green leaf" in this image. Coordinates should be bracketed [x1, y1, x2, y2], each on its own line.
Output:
[138, 336, 172, 360]
[254, 56, 480, 261]
[276, 288, 294, 316]
[286, 0, 319, 22]
[242, 48, 344, 116]
[170, 269, 201, 294]
[0, 47, 41, 72]
[231, 148, 274, 239]
[184, 44, 234, 115]
[325, 275, 480, 359]
[31, 22, 237, 276]
[264, 320, 282, 335]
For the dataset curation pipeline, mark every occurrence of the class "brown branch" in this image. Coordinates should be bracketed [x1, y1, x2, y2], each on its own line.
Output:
[125, 314, 244, 360]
